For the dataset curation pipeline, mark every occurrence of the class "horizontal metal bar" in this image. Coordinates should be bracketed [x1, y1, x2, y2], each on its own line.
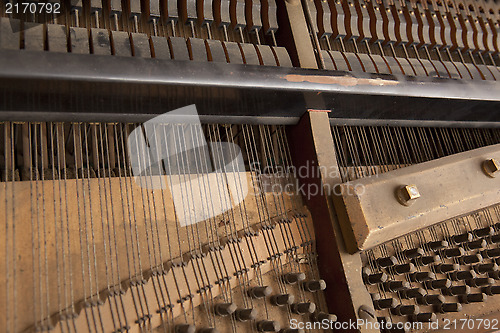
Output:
[0, 50, 500, 124]
[1, 50, 500, 101]
[329, 118, 500, 129]
[333, 144, 500, 253]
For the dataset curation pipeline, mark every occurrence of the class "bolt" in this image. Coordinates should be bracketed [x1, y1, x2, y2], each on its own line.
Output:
[358, 305, 376, 321]
[482, 159, 500, 178]
[396, 184, 420, 206]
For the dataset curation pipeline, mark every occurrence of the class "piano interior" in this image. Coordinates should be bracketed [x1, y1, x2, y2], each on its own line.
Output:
[1, 0, 500, 332]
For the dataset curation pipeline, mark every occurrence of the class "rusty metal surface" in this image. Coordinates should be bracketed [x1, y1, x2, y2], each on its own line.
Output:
[334, 143, 500, 253]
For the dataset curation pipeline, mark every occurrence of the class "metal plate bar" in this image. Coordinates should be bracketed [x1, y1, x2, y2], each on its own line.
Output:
[334, 143, 500, 253]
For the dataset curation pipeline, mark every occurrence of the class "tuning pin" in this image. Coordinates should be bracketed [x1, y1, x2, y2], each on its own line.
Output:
[466, 239, 487, 249]
[303, 280, 326, 292]
[175, 324, 196, 333]
[459, 254, 482, 264]
[425, 279, 451, 290]
[391, 304, 420, 316]
[452, 232, 473, 244]
[417, 295, 445, 305]
[283, 272, 306, 284]
[459, 293, 488, 304]
[483, 286, 500, 295]
[451, 270, 477, 281]
[466, 278, 495, 287]
[394, 263, 416, 274]
[482, 248, 500, 258]
[410, 313, 437, 322]
[427, 240, 448, 251]
[436, 303, 462, 313]
[444, 285, 470, 296]
[474, 227, 494, 237]
[248, 286, 272, 298]
[442, 248, 465, 258]
[214, 303, 236, 316]
[291, 302, 316, 315]
[404, 248, 424, 259]
[490, 235, 500, 243]
[474, 263, 499, 274]
[198, 329, 219, 333]
[410, 271, 435, 282]
[373, 298, 398, 310]
[415, 255, 440, 266]
[271, 294, 294, 306]
[383, 280, 409, 291]
[376, 256, 398, 267]
[313, 312, 337, 322]
[257, 320, 280, 332]
[236, 308, 258, 322]
[488, 271, 500, 280]
[365, 272, 388, 285]
[434, 263, 459, 273]
[362, 266, 372, 275]
[401, 288, 426, 299]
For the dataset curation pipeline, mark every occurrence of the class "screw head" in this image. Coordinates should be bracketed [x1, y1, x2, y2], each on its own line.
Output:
[482, 159, 500, 178]
[396, 185, 420, 206]
[358, 305, 376, 321]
